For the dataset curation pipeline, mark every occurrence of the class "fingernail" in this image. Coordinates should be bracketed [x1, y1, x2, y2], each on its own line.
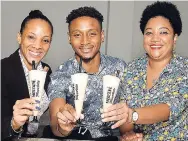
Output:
[111, 125, 115, 129]
[102, 119, 105, 122]
[35, 100, 40, 103]
[81, 114, 84, 119]
[36, 106, 41, 110]
[101, 114, 104, 118]
[100, 108, 103, 113]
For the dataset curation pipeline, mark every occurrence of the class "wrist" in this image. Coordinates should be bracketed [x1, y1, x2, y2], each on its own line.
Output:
[131, 109, 139, 124]
[128, 108, 134, 123]
[11, 118, 23, 133]
[57, 123, 72, 137]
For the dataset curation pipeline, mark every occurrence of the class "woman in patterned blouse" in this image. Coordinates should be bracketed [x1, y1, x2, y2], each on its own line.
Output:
[102, 1, 187, 141]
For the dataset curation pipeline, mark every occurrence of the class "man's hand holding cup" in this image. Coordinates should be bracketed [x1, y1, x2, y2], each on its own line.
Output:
[57, 103, 84, 136]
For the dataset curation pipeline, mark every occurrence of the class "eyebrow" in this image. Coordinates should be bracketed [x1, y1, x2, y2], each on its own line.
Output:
[159, 27, 170, 31]
[43, 36, 51, 39]
[144, 28, 152, 31]
[71, 28, 99, 33]
[28, 32, 50, 38]
[28, 32, 36, 35]
[71, 29, 80, 33]
[145, 27, 170, 31]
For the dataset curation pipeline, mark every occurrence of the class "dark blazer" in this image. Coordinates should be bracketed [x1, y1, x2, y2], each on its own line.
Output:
[1, 49, 52, 140]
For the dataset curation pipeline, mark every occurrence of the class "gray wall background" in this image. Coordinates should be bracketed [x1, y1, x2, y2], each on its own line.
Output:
[1, 1, 188, 71]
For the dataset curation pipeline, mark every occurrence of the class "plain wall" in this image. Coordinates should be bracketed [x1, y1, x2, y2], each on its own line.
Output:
[107, 1, 134, 62]
[1, 1, 188, 71]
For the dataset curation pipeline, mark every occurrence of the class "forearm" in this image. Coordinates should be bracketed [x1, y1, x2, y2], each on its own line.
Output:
[50, 121, 71, 137]
[120, 103, 170, 135]
[56, 124, 72, 137]
[50, 108, 64, 137]
[134, 103, 170, 124]
[49, 98, 68, 137]
[50, 120, 62, 137]
[50, 119, 72, 137]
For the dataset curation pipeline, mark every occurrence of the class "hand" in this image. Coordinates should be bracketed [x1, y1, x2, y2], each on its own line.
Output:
[120, 131, 143, 141]
[43, 66, 49, 72]
[56, 104, 77, 135]
[12, 98, 36, 129]
[101, 102, 131, 129]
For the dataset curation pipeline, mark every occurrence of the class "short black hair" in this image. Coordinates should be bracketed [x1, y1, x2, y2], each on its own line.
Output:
[66, 6, 104, 30]
[20, 10, 53, 36]
[140, 1, 182, 36]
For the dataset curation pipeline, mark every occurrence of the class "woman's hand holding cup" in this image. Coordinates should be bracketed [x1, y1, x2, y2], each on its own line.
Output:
[12, 98, 36, 130]
[101, 102, 132, 129]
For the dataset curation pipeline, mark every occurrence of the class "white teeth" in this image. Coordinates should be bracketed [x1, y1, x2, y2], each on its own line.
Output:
[81, 48, 91, 52]
[151, 46, 161, 48]
[30, 51, 41, 56]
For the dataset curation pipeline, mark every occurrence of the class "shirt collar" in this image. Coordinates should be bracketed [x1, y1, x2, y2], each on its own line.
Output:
[143, 52, 178, 74]
[72, 53, 106, 75]
[18, 49, 43, 76]
[163, 53, 178, 73]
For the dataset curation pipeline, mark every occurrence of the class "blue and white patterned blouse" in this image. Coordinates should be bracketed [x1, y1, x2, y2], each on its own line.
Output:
[48, 54, 127, 138]
[122, 53, 188, 140]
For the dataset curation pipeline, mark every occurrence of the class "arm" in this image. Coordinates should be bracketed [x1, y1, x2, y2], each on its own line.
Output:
[1, 58, 39, 139]
[119, 103, 170, 134]
[1, 82, 14, 139]
[47, 63, 79, 137]
[1, 59, 13, 139]
[102, 103, 170, 131]
[49, 98, 76, 137]
[49, 98, 66, 137]
[1, 81, 35, 139]
[1, 62, 33, 139]
[132, 103, 170, 124]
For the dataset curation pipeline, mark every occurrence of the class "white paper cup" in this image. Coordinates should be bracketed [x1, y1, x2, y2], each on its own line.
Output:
[71, 73, 88, 119]
[29, 70, 47, 116]
[103, 75, 120, 110]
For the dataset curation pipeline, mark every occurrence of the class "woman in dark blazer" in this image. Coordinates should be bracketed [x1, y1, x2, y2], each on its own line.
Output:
[1, 10, 53, 140]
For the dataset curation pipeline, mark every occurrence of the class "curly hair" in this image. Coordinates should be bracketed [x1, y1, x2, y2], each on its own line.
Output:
[140, 1, 182, 36]
[66, 6, 104, 30]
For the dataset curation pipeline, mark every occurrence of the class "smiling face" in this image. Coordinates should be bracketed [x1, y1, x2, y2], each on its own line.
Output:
[68, 16, 104, 61]
[143, 16, 177, 61]
[17, 19, 52, 70]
